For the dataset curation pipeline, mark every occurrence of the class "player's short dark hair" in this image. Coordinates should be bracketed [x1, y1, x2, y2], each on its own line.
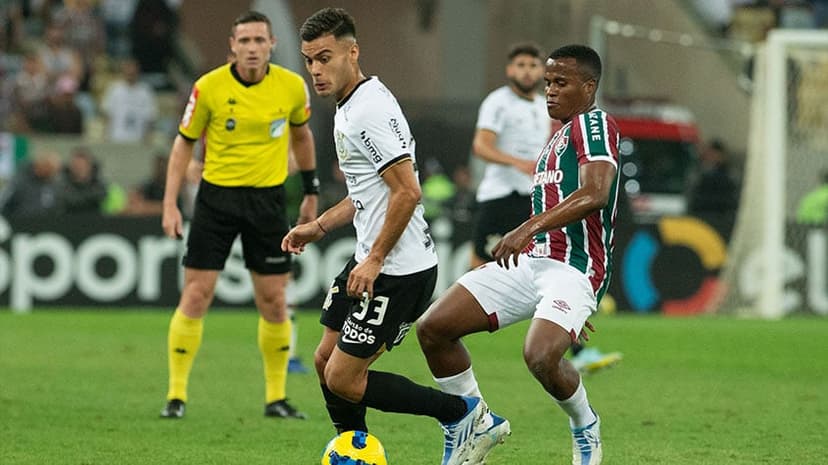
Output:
[231, 11, 271, 36]
[508, 42, 542, 61]
[548, 44, 602, 84]
[300, 8, 357, 42]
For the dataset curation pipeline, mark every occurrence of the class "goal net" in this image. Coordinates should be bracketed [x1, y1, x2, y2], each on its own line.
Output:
[718, 30, 828, 318]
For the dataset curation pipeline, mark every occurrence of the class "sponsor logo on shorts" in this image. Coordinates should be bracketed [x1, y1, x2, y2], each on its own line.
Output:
[551, 299, 571, 314]
[265, 256, 287, 264]
[341, 319, 376, 345]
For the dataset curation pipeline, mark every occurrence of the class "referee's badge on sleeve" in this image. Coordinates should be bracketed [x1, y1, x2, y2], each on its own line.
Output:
[269, 118, 286, 138]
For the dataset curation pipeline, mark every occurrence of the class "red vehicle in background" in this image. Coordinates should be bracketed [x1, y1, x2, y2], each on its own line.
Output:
[607, 100, 700, 222]
[553, 99, 700, 222]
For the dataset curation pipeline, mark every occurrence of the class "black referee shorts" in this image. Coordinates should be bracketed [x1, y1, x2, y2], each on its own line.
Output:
[472, 192, 532, 261]
[183, 179, 292, 274]
[320, 257, 438, 359]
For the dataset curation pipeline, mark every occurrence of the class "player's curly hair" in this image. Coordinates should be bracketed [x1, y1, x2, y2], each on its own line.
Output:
[300, 8, 357, 42]
[549, 44, 602, 84]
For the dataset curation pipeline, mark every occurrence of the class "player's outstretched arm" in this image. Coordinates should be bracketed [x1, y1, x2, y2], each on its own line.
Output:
[492, 160, 616, 268]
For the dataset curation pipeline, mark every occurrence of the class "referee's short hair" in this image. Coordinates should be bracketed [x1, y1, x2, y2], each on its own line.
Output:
[231, 11, 272, 36]
[300, 8, 357, 42]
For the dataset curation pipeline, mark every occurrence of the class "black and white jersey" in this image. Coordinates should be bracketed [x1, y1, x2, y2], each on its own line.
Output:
[475, 86, 550, 202]
[333, 77, 437, 275]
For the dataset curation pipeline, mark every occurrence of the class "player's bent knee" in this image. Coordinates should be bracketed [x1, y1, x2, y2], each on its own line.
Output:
[314, 347, 331, 380]
[324, 369, 361, 403]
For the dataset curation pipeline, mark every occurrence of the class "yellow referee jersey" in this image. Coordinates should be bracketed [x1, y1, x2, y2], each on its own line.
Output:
[179, 63, 311, 187]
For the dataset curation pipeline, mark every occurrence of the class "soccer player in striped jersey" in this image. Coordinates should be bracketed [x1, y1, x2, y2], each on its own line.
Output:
[418, 44, 619, 465]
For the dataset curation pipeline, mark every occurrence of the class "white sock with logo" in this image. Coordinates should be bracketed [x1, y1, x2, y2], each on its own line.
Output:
[556, 380, 597, 429]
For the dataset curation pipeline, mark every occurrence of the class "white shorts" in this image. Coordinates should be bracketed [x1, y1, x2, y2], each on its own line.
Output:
[457, 254, 597, 339]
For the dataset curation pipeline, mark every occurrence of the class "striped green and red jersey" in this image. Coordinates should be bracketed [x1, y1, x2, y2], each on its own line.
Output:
[526, 108, 620, 301]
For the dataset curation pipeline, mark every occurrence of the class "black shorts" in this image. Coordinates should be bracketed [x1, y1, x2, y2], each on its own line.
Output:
[183, 180, 291, 274]
[472, 192, 531, 260]
[320, 257, 438, 359]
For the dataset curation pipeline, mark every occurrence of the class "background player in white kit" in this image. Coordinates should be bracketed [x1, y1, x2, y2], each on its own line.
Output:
[418, 44, 620, 465]
[283, 8, 494, 465]
[470, 42, 549, 269]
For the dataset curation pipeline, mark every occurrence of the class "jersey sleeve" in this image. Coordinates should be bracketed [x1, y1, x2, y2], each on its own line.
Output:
[178, 81, 210, 141]
[571, 110, 619, 168]
[289, 74, 312, 126]
[475, 91, 505, 134]
[352, 102, 414, 175]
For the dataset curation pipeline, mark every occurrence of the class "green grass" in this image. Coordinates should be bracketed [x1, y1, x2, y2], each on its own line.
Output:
[1, 309, 826, 464]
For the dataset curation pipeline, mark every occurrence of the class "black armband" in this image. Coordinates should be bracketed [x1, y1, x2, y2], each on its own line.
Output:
[300, 169, 320, 195]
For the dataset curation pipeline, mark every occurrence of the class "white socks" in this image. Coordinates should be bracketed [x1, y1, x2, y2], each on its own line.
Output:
[434, 366, 483, 398]
[556, 380, 597, 429]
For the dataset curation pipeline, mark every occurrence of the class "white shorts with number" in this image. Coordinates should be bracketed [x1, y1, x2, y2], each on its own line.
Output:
[457, 254, 597, 339]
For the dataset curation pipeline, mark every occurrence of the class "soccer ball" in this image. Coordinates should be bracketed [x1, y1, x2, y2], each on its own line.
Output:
[321, 430, 387, 465]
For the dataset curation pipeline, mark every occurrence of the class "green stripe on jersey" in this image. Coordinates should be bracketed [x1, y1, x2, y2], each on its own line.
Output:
[560, 130, 588, 273]
[583, 111, 609, 156]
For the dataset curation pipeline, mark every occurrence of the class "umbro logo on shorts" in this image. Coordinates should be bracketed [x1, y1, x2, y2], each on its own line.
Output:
[551, 299, 571, 314]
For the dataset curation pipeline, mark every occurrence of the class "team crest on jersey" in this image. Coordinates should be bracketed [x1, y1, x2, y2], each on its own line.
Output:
[554, 135, 569, 156]
[335, 130, 349, 160]
[269, 118, 286, 138]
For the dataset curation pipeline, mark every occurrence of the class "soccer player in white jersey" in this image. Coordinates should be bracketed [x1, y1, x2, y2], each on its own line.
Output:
[418, 44, 620, 465]
[283, 8, 484, 465]
[470, 42, 549, 269]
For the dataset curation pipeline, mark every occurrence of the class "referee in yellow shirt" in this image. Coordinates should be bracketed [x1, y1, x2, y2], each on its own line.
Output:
[159, 11, 317, 419]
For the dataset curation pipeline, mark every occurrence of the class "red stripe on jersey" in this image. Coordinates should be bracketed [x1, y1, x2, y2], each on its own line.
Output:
[586, 212, 606, 293]
[570, 116, 586, 160]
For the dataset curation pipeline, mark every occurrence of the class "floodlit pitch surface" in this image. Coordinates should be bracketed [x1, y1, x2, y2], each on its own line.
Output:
[1, 309, 825, 464]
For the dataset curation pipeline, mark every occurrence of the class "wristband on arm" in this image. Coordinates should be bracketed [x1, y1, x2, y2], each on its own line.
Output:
[300, 169, 320, 195]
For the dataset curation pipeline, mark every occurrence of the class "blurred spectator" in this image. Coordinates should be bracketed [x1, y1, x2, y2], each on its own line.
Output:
[447, 164, 476, 225]
[37, 23, 83, 84]
[10, 49, 50, 129]
[52, 0, 105, 64]
[123, 153, 167, 216]
[59, 147, 108, 214]
[421, 159, 455, 222]
[100, 58, 158, 142]
[796, 169, 828, 226]
[31, 75, 84, 134]
[686, 138, 740, 239]
[1, 150, 62, 219]
[1, 3, 26, 52]
[101, 0, 138, 58]
[130, 0, 178, 88]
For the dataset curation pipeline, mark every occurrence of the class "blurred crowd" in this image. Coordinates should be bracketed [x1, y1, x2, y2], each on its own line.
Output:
[693, 0, 828, 39]
[0, 1, 822, 226]
[0, 0, 183, 139]
[0, 0, 194, 221]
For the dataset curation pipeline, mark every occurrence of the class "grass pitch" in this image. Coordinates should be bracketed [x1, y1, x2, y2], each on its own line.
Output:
[1, 309, 826, 464]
